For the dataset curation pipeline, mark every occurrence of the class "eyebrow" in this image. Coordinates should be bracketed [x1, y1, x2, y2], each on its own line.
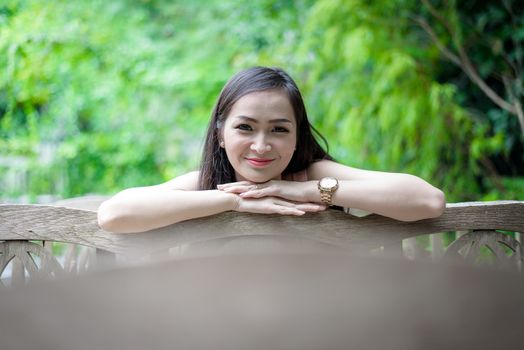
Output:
[233, 115, 293, 124]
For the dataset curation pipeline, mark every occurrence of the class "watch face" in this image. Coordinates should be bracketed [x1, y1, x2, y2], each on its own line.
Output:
[320, 177, 337, 189]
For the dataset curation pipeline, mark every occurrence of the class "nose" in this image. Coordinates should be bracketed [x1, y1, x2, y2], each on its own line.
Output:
[250, 136, 272, 154]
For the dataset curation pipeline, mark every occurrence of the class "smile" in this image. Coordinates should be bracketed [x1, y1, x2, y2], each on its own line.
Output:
[245, 157, 275, 167]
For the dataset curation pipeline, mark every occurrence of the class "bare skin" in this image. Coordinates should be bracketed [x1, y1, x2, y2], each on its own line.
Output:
[97, 159, 445, 233]
[98, 90, 445, 233]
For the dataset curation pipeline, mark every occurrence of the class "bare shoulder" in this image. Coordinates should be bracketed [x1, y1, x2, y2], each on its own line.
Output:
[307, 160, 403, 181]
[150, 171, 200, 191]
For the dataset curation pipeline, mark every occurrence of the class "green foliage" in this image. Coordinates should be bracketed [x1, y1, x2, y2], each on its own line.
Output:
[293, 0, 486, 200]
[0, 0, 522, 202]
[416, 0, 524, 183]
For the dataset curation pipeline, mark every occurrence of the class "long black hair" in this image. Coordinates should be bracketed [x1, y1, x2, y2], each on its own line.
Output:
[198, 66, 332, 190]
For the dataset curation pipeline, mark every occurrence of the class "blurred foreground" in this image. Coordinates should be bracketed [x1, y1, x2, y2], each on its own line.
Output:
[0, 253, 522, 350]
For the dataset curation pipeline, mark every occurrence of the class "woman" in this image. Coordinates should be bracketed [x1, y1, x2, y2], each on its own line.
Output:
[98, 67, 445, 233]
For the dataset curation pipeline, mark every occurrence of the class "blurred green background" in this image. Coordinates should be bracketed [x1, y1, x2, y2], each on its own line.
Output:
[1, 0, 523, 203]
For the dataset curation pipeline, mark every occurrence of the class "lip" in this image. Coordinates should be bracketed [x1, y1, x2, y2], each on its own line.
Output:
[245, 157, 275, 167]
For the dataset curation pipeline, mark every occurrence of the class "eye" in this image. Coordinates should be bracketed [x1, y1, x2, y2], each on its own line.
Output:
[236, 124, 253, 131]
[272, 126, 289, 133]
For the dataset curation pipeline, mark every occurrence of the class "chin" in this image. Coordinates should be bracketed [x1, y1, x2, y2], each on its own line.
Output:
[248, 175, 274, 183]
[238, 171, 279, 183]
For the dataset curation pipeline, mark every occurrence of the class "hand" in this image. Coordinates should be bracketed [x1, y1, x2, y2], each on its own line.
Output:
[217, 180, 318, 203]
[234, 196, 326, 216]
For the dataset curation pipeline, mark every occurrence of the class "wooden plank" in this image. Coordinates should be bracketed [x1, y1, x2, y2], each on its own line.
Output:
[63, 244, 77, 274]
[383, 241, 403, 258]
[402, 237, 420, 260]
[96, 249, 116, 270]
[11, 256, 25, 288]
[151, 249, 171, 262]
[0, 240, 66, 286]
[0, 201, 523, 257]
[430, 233, 444, 260]
[77, 247, 90, 273]
[43, 240, 53, 253]
[445, 230, 522, 268]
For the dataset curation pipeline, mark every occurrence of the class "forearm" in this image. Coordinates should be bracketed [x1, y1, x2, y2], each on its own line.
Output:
[98, 189, 238, 233]
[309, 175, 446, 221]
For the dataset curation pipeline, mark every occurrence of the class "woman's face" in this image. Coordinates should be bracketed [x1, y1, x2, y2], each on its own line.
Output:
[221, 89, 297, 183]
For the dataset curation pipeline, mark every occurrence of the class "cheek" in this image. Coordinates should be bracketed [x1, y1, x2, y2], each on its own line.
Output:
[225, 132, 248, 147]
[223, 132, 251, 156]
[275, 137, 296, 155]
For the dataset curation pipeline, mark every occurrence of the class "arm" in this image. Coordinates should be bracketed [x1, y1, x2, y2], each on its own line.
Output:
[222, 160, 446, 222]
[97, 171, 325, 233]
[325, 178, 444, 222]
[308, 160, 446, 221]
[97, 172, 238, 233]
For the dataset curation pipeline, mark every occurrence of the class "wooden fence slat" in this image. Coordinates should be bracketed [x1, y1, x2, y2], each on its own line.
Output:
[1, 201, 523, 257]
[402, 237, 418, 260]
[430, 233, 444, 260]
[95, 249, 116, 270]
[77, 247, 90, 273]
[63, 245, 77, 273]
[1, 200, 524, 277]
[383, 241, 403, 258]
[11, 256, 25, 288]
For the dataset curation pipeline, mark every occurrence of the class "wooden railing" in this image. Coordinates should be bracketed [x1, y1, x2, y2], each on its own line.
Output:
[0, 199, 523, 286]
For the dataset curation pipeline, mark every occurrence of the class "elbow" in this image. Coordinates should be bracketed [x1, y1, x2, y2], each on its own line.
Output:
[97, 200, 130, 234]
[398, 188, 446, 222]
[97, 200, 117, 232]
[426, 188, 446, 218]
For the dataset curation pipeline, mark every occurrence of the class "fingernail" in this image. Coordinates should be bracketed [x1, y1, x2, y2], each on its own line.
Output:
[217, 184, 224, 188]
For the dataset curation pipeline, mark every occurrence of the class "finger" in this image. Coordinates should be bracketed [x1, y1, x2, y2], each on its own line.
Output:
[240, 184, 281, 198]
[239, 188, 269, 198]
[217, 181, 254, 189]
[271, 199, 296, 208]
[250, 198, 304, 215]
[270, 198, 319, 208]
[276, 200, 325, 212]
[221, 185, 256, 194]
[239, 198, 304, 216]
[276, 207, 305, 216]
[295, 203, 327, 212]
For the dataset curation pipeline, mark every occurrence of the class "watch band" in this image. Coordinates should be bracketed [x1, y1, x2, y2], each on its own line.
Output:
[319, 190, 334, 206]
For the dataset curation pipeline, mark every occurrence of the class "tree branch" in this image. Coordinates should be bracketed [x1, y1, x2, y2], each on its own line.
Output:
[421, 0, 456, 39]
[416, 2, 518, 116]
[455, 45, 517, 114]
[411, 15, 460, 66]
[502, 0, 523, 71]
[515, 100, 524, 136]
[503, 76, 524, 135]
[478, 157, 506, 194]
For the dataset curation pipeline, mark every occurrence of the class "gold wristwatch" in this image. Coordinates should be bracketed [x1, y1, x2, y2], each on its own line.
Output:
[317, 177, 339, 206]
